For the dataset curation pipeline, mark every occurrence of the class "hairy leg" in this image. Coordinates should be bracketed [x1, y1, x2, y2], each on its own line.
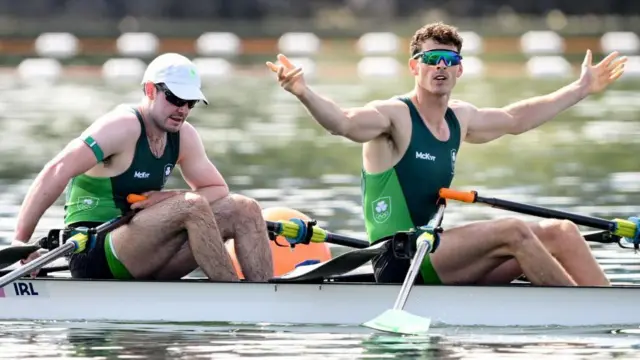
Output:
[110, 192, 237, 281]
[209, 194, 274, 281]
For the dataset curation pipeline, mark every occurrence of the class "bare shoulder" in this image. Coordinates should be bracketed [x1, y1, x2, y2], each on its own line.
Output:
[448, 99, 478, 113]
[177, 121, 206, 162]
[365, 98, 407, 114]
[81, 107, 141, 139]
[448, 99, 479, 127]
[364, 98, 411, 125]
[178, 121, 202, 143]
[77, 107, 141, 155]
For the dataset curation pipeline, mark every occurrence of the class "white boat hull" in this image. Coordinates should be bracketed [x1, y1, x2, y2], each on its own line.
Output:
[1, 277, 638, 328]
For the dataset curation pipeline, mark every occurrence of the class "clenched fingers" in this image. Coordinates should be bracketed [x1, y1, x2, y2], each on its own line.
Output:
[130, 200, 148, 210]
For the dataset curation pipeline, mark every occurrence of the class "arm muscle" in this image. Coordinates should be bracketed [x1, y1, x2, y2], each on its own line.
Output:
[175, 123, 229, 203]
[14, 113, 136, 241]
[297, 88, 393, 143]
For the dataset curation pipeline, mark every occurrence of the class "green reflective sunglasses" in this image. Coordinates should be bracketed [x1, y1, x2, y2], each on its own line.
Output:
[412, 49, 463, 66]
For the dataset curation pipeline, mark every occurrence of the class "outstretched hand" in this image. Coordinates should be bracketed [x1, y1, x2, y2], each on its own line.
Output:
[579, 49, 627, 95]
[266, 54, 306, 97]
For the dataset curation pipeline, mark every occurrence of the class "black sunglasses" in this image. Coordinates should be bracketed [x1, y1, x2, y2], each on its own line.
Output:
[155, 83, 199, 109]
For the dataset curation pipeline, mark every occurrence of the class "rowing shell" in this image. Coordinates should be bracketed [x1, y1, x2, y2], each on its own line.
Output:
[0, 229, 637, 328]
[1, 267, 639, 328]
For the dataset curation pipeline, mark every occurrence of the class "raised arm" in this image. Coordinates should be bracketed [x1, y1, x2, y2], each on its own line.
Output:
[298, 93, 393, 143]
[266, 54, 392, 143]
[13, 113, 135, 243]
[464, 50, 626, 144]
[463, 81, 586, 143]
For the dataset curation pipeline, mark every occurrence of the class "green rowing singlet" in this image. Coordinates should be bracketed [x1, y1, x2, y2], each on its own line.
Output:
[361, 96, 461, 243]
[64, 105, 180, 225]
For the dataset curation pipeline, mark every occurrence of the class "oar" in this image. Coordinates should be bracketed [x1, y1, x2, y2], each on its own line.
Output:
[266, 220, 370, 249]
[0, 211, 136, 288]
[439, 188, 639, 244]
[362, 200, 447, 336]
[0, 194, 144, 285]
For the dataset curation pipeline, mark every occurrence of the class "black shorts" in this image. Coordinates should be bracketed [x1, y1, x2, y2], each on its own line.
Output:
[67, 222, 114, 280]
[371, 240, 425, 284]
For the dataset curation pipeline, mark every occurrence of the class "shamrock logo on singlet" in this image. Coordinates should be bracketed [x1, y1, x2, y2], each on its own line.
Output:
[372, 197, 391, 223]
[78, 196, 99, 211]
[163, 164, 173, 185]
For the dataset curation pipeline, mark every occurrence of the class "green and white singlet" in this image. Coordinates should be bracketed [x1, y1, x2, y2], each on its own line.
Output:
[64, 105, 180, 279]
[361, 96, 461, 283]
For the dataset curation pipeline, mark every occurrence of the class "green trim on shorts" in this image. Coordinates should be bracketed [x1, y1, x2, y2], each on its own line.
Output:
[419, 254, 442, 285]
[104, 233, 133, 279]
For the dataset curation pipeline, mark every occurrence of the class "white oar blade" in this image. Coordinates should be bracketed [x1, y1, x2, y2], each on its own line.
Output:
[362, 309, 431, 336]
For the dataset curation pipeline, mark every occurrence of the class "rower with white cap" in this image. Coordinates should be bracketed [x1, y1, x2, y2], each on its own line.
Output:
[11, 53, 274, 282]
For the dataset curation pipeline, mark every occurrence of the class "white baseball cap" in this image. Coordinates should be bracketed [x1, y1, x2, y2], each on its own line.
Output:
[141, 53, 209, 105]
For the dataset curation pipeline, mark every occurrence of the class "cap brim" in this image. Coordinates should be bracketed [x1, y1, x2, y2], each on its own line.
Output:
[164, 83, 209, 105]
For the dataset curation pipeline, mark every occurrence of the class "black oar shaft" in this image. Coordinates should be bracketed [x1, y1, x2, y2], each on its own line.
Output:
[94, 211, 137, 234]
[326, 233, 369, 249]
[476, 195, 616, 232]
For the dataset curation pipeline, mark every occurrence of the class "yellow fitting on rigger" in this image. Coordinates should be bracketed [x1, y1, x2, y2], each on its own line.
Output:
[612, 219, 637, 238]
[280, 221, 301, 239]
[415, 232, 435, 247]
[69, 233, 89, 254]
[310, 228, 328, 243]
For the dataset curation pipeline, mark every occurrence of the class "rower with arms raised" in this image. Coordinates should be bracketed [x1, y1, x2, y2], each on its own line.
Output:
[267, 22, 627, 287]
[12, 53, 274, 282]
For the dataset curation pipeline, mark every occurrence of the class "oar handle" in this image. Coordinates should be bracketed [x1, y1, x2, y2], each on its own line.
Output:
[439, 187, 623, 235]
[438, 188, 477, 203]
[126, 194, 147, 203]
